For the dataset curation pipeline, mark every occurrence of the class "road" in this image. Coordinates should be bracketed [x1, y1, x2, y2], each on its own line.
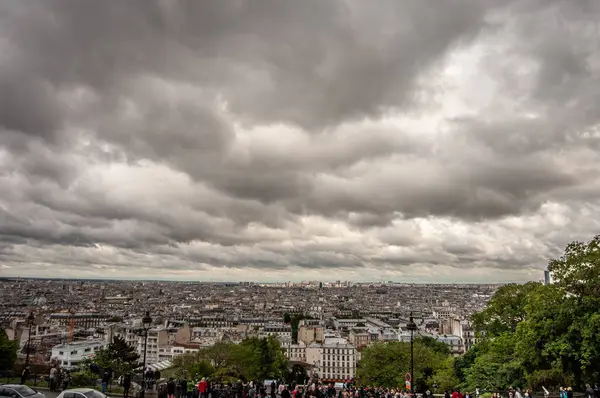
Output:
[40, 390, 60, 398]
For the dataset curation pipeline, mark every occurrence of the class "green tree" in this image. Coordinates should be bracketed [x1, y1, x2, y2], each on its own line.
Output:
[0, 328, 18, 371]
[283, 313, 292, 324]
[417, 336, 450, 357]
[549, 235, 600, 298]
[463, 334, 525, 391]
[471, 282, 541, 337]
[237, 335, 288, 381]
[176, 337, 289, 383]
[432, 357, 459, 393]
[454, 344, 479, 386]
[288, 364, 308, 384]
[87, 336, 140, 376]
[172, 352, 215, 379]
[357, 341, 449, 389]
[462, 236, 600, 392]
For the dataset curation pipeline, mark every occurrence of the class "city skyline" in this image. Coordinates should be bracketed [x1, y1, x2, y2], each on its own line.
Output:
[1, 1, 600, 282]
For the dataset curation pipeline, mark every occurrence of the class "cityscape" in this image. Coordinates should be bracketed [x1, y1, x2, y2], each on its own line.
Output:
[1, 278, 498, 379]
[2, 0, 600, 397]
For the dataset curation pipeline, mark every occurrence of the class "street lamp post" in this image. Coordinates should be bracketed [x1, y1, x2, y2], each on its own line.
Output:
[406, 313, 418, 398]
[140, 311, 152, 398]
[25, 312, 35, 367]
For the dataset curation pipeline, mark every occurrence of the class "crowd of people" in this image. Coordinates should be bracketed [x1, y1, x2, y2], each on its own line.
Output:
[153, 378, 600, 398]
[18, 365, 599, 398]
[37, 364, 72, 392]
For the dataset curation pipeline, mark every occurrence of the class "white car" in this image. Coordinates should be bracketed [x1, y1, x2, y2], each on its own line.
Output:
[56, 389, 107, 398]
[0, 385, 46, 398]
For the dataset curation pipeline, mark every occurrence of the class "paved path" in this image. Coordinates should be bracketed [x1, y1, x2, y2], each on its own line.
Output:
[41, 391, 60, 398]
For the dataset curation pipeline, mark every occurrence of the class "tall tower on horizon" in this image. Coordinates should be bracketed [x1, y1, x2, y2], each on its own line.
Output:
[544, 270, 551, 285]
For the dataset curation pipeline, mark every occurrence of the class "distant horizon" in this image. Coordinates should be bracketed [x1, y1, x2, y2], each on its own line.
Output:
[0, 275, 527, 285]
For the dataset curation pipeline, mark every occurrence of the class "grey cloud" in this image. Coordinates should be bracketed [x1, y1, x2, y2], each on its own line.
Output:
[1, 0, 494, 132]
[1, 0, 600, 279]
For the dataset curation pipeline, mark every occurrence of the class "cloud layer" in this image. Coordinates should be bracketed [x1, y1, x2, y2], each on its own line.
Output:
[1, 0, 600, 282]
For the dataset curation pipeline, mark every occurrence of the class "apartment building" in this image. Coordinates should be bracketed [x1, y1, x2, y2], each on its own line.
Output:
[157, 343, 200, 362]
[306, 341, 357, 381]
[348, 328, 370, 350]
[287, 343, 307, 362]
[298, 320, 324, 345]
[260, 324, 292, 340]
[333, 319, 367, 330]
[285, 339, 357, 382]
[50, 313, 111, 328]
[437, 334, 464, 356]
[109, 325, 169, 365]
[51, 339, 105, 368]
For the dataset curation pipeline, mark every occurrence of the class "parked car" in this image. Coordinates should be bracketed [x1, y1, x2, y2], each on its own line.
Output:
[56, 389, 107, 398]
[0, 385, 46, 398]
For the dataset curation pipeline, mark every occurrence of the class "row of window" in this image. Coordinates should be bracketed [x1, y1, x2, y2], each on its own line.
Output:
[323, 365, 354, 370]
[325, 355, 353, 360]
[323, 348, 354, 354]
[58, 346, 101, 356]
[322, 374, 353, 380]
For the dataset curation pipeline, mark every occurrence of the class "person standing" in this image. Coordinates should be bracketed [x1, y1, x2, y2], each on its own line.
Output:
[20, 366, 30, 385]
[101, 370, 111, 394]
[123, 373, 132, 398]
[585, 385, 595, 398]
[155, 370, 162, 390]
[180, 379, 188, 398]
[198, 378, 208, 398]
[49, 366, 58, 392]
[167, 378, 177, 398]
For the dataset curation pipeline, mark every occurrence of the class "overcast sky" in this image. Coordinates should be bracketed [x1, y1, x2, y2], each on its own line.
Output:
[1, 0, 599, 283]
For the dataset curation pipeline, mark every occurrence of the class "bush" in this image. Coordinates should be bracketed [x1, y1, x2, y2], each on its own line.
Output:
[71, 371, 98, 387]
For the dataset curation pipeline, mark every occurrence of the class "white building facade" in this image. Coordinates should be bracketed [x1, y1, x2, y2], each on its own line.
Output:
[51, 340, 106, 368]
[285, 339, 357, 381]
[157, 345, 200, 362]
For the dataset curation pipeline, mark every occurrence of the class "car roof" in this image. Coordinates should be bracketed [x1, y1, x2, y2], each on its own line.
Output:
[62, 389, 96, 393]
[1, 385, 33, 388]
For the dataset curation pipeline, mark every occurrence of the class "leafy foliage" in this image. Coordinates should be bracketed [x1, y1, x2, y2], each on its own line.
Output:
[173, 336, 287, 383]
[461, 235, 600, 392]
[549, 235, 600, 298]
[432, 357, 459, 393]
[0, 328, 18, 371]
[84, 336, 140, 376]
[357, 338, 449, 390]
[172, 352, 215, 380]
[471, 282, 540, 337]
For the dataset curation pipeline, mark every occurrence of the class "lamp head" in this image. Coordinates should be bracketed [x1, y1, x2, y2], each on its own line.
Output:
[142, 311, 152, 330]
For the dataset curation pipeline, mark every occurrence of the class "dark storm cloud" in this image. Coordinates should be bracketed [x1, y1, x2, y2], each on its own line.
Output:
[1, 0, 600, 279]
[1, 0, 491, 132]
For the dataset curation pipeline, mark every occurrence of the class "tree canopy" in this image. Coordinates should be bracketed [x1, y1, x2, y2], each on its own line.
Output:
[174, 336, 288, 383]
[84, 336, 140, 376]
[0, 328, 18, 372]
[457, 235, 600, 392]
[357, 338, 452, 391]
